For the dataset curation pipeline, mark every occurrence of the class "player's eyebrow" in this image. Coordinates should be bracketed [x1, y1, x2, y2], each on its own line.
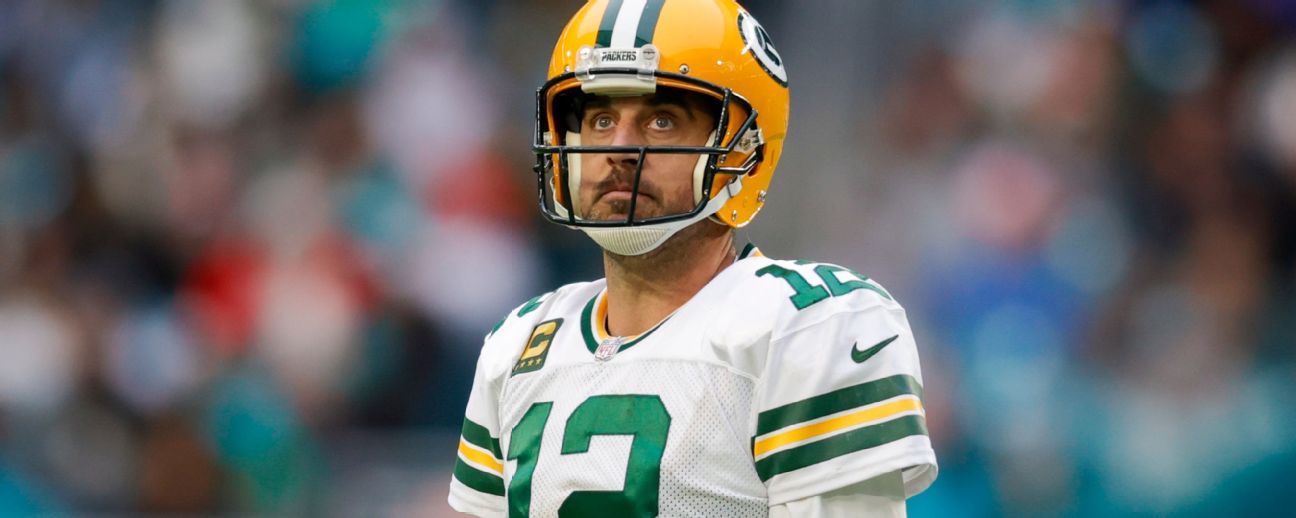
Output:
[581, 92, 702, 121]
[645, 95, 699, 121]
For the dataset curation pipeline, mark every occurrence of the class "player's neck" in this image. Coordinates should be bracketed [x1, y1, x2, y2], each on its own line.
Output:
[601, 221, 736, 337]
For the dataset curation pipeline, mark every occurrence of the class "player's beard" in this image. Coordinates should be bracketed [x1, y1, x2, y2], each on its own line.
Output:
[581, 165, 680, 222]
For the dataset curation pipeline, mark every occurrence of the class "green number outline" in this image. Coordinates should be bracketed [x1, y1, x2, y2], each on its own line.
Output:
[506, 395, 672, 518]
[756, 265, 830, 310]
[558, 395, 671, 517]
[758, 263, 892, 310]
[507, 402, 552, 518]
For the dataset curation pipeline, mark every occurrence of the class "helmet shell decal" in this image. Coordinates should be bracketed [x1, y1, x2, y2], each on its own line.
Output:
[737, 11, 787, 87]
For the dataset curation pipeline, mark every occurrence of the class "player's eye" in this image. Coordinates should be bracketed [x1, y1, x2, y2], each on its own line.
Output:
[591, 114, 615, 130]
[649, 115, 675, 131]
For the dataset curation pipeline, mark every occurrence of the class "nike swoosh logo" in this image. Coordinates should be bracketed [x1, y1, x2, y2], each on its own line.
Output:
[851, 335, 899, 363]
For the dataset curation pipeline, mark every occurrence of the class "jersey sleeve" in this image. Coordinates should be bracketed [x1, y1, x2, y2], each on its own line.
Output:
[448, 336, 509, 516]
[751, 265, 937, 506]
[768, 471, 907, 518]
[448, 288, 568, 516]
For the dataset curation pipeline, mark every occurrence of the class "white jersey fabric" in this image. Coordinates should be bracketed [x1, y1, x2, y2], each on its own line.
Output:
[448, 246, 937, 517]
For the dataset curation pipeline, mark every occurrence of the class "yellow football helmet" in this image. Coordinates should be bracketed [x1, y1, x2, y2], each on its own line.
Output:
[533, 0, 790, 255]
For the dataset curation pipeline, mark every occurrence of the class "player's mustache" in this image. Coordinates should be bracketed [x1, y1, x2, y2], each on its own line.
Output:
[593, 165, 658, 201]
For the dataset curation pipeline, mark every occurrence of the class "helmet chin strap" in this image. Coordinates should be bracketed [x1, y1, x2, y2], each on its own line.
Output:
[556, 131, 739, 256]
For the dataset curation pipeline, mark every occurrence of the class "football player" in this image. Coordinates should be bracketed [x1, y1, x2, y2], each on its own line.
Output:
[448, 1, 937, 516]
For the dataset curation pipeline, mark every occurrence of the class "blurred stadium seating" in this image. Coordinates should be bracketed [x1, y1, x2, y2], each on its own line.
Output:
[0, 0, 1292, 515]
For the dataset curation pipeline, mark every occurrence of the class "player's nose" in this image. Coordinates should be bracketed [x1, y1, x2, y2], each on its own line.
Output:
[606, 119, 645, 165]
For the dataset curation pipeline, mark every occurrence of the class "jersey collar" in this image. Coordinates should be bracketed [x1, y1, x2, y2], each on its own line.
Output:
[579, 243, 765, 356]
[580, 288, 672, 355]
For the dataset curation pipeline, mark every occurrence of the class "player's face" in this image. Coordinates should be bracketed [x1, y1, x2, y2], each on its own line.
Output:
[576, 92, 717, 221]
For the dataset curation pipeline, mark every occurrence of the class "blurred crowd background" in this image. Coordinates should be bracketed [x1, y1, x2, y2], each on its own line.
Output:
[0, 0, 1293, 516]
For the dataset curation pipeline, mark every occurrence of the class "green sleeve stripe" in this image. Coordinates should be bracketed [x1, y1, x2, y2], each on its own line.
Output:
[756, 375, 923, 436]
[486, 315, 507, 339]
[755, 414, 928, 481]
[454, 458, 506, 496]
[489, 292, 551, 339]
[516, 293, 548, 318]
[461, 418, 503, 459]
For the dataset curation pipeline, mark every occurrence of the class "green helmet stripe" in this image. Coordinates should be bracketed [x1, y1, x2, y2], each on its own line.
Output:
[597, 0, 666, 49]
[635, 0, 666, 47]
[596, 0, 625, 48]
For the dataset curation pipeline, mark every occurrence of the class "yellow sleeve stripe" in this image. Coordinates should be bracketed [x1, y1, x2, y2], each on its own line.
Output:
[753, 396, 923, 458]
[459, 438, 504, 475]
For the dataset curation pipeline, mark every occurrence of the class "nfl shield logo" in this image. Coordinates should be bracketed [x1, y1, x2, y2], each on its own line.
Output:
[594, 336, 627, 362]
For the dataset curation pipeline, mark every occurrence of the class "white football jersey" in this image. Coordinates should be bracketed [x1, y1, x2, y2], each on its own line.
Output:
[448, 246, 937, 517]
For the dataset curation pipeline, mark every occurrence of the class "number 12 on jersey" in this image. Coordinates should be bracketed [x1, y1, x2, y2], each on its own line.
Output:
[757, 263, 893, 310]
[507, 395, 672, 518]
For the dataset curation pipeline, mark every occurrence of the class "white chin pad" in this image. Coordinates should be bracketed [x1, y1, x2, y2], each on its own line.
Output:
[579, 185, 735, 255]
[580, 173, 743, 256]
